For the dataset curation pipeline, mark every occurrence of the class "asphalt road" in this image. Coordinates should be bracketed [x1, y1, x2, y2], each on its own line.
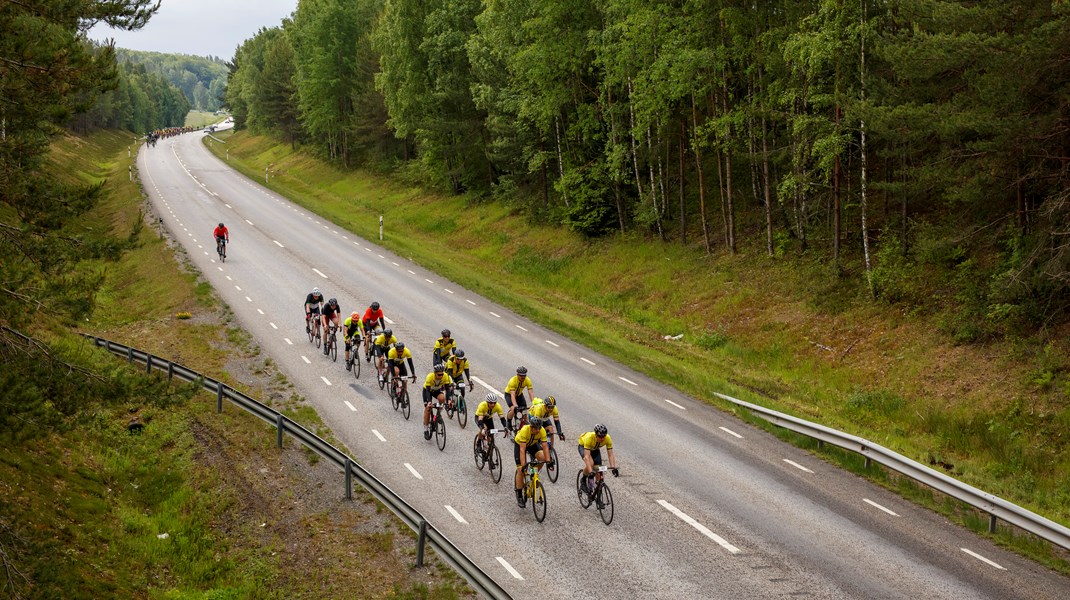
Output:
[136, 132, 1070, 599]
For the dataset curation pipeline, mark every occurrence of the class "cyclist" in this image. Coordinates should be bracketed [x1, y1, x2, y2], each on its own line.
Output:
[343, 311, 363, 370]
[503, 366, 534, 426]
[529, 395, 564, 443]
[362, 301, 385, 336]
[513, 417, 553, 508]
[444, 349, 471, 399]
[431, 328, 455, 366]
[213, 222, 229, 256]
[421, 364, 454, 440]
[304, 287, 324, 335]
[578, 424, 619, 505]
[386, 341, 416, 386]
[321, 297, 342, 339]
[475, 393, 509, 446]
[372, 328, 398, 383]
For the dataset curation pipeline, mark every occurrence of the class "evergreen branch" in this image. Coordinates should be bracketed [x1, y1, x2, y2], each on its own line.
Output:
[0, 518, 29, 600]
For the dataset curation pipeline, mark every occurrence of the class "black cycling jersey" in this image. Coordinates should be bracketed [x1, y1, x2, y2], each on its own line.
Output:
[322, 303, 341, 318]
[305, 293, 323, 313]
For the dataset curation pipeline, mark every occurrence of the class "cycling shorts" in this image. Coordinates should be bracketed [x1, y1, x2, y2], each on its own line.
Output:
[514, 442, 541, 466]
[504, 391, 528, 410]
[389, 361, 409, 377]
[578, 445, 603, 465]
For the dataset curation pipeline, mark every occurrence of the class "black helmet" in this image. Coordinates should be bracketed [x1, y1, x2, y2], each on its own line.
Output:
[454, 349, 465, 359]
[441, 328, 451, 337]
[370, 301, 380, 311]
[545, 395, 556, 407]
[394, 342, 405, 351]
[530, 417, 545, 429]
[516, 366, 528, 375]
[382, 328, 392, 338]
[328, 298, 338, 307]
[433, 363, 445, 373]
[218, 222, 224, 228]
[594, 423, 608, 437]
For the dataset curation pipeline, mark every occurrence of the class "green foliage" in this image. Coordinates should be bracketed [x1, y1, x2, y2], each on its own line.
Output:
[695, 331, 729, 351]
[116, 49, 229, 111]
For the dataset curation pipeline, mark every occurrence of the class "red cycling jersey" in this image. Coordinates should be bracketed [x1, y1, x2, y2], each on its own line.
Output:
[214, 225, 229, 240]
[363, 307, 384, 323]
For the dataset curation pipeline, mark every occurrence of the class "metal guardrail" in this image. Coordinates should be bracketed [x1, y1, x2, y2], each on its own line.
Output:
[83, 334, 510, 600]
[713, 392, 1070, 552]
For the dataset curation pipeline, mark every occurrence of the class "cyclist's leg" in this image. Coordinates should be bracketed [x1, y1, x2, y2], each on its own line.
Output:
[513, 444, 525, 496]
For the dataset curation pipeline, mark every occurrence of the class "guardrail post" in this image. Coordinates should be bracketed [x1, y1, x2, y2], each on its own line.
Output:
[989, 514, 997, 534]
[167, 362, 174, 382]
[345, 457, 353, 500]
[146, 354, 152, 374]
[277, 414, 285, 448]
[416, 520, 428, 567]
[864, 457, 871, 469]
[127, 347, 134, 363]
[217, 385, 223, 413]
[817, 440, 824, 450]
[104, 339, 111, 353]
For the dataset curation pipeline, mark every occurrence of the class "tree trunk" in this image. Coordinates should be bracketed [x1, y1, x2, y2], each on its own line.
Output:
[762, 114, 774, 257]
[554, 116, 568, 208]
[860, 0, 874, 297]
[691, 94, 711, 254]
[833, 104, 841, 267]
[679, 117, 687, 244]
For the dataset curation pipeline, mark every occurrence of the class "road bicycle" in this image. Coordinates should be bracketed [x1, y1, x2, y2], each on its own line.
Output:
[473, 427, 504, 484]
[544, 435, 560, 484]
[427, 399, 447, 451]
[363, 327, 380, 364]
[445, 381, 468, 429]
[388, 371, 411, 420]
[520, 459, 549, 522]
[576, 465, 615, 525]
[215, 237, 226, 262]
[323, 324, 338, 361]
[346, 334, 362, 379]
[306, 314, 321, 346]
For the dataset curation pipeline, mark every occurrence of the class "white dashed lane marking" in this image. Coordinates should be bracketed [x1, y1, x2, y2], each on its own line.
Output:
[658, 500, 741, 554]
[783, 459, 813, 473]
[405, 463, 423, 480]
[719, 426, 741, 437]
[445, 506, 468, 524]
[580, 357, 596, 366]
[496, 557, 524, 580]
[863, 499, 899, 517]
[961, 548, 1006, 570]
[372, 430, 386, 442]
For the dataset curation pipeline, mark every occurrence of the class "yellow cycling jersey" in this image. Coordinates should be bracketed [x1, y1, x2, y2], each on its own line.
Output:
[529, 399, 559, 420]
[578, 431, 613, 450]
[374, 333, 398, 348]
[343, 316, 362, 339]
[433, 337, 456, 360]
[475, 401, 503, 418]
[514, 424, 547, 446]
[423, 372, 453, 391]
[505, 375, 532, 394]
[387, 347, 412, 361]
[445, 355, 468, 378]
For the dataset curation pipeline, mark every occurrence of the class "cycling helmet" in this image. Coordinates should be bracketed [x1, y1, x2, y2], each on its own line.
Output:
[218, 222, 224, 228]
[485, 393, 498, 404]
[433, 363, 445, 373]
[312, 287, 320, 295]
[530, 417, 545, 430]
[350, 312, 360, 321]
[454, 349, 465, 358]
[545, 395, 556, 407]
[394, 342, 405, 351]
[328, 298, 338, 307]
[594, 423, 608, 437]
[370, 301, 380, 311]
[383, 328, 392, 338]
[516, 366, 528, 375]
[441, 328, 451, 337]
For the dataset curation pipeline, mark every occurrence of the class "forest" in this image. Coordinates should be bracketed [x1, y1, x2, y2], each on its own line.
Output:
[225, 0, 1070, 339]
[116, 49, 229, 112]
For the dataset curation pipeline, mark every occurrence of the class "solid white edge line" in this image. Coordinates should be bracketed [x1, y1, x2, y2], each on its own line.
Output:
[496, 557, 524, 580]
[321, 377, 332, 386]
[961, 548, 1006, 570]
[863, 498, 899, 517]
[618, 376, 637, 386]
[344, 401, 357, 412]
[404, 463, 423, 480]
[545, 340, 559, 347]
[718, 426, 742, 438]
[372, 429, 386, 442]
[301, 356, 311, 364]
[269, 322, 278, 329]
[445, 505, 468, 524]
[580, 357, 596, 366]
[657, 500, 741, 554]
[783, 459, 814, 473]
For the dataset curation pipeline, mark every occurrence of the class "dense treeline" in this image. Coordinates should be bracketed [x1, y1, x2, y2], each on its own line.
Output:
[117, 49, 229, 111]
[226, 0, 1070, 337]
[71, 60, 191, 134]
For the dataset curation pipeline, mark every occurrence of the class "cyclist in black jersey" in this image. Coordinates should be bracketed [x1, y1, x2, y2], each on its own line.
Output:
[304, 287, 324, 333]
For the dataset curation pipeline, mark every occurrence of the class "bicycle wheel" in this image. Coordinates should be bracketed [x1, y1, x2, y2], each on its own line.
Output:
[378, 366, 387, 390]
[597, 483, 614, 525]
[532, 479, 547, 522]
[547, 446, 559, 483]
[306, 321, 314, 343]
[329, 336, 338, 361]
[489, 446, 503, 483]
[401, 390, 411, 420]
[473, 435, 486, 470]
[351, 352, 361, 379]
[435, 417, 446, 451]
[315, 326, 322, 349]
[576, 471, 592, 509]
[390, 380, 399, 411]
[457, 396, 468, 429]
[445, 397, 456, 420]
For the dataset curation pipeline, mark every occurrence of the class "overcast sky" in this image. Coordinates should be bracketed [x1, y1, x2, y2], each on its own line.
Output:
[89, 0, 298, 60]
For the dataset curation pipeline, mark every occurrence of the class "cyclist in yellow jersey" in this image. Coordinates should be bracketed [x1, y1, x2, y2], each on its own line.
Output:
[421, 364, 454, 440]
[475, 393, 509, 444]
[503, 365, 534, 425]
[578, 423, 618, 495]
[444, 349, 471, 398]
[529, 396, 564, 442]
[373, 328, 398, 383]
[431, 328, 456, 366]
[387, 342, 416, 383]
[342, 312, 363, 370]
[513, 417, 553, 507]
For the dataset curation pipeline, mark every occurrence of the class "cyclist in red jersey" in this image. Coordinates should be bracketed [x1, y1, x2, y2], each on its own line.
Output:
[362, 301, 385, 333]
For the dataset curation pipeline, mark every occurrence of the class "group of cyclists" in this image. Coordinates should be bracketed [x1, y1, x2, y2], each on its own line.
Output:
[301, 287, 619, 512]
